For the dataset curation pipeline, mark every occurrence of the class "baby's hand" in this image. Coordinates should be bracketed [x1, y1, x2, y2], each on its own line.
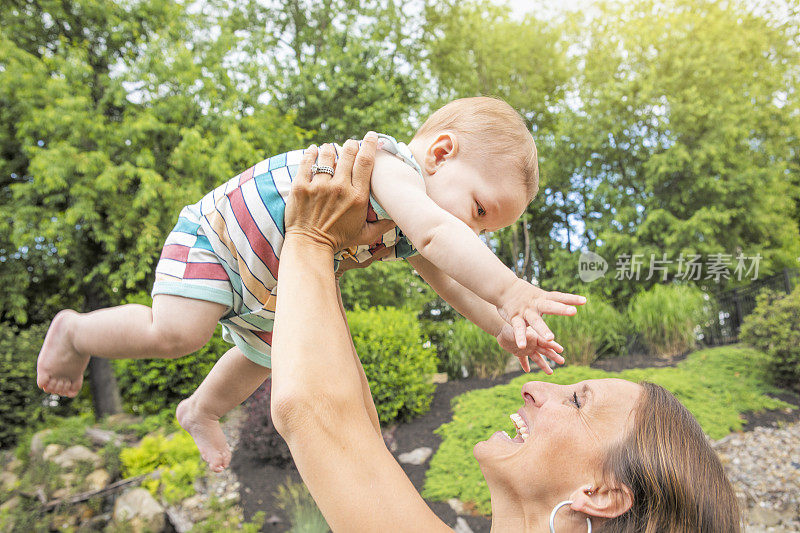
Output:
[496, 323, 565, 374]
[497, 279, 586, 350]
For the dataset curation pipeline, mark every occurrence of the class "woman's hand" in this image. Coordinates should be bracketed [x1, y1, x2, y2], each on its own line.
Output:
[284, 133, 395, 253]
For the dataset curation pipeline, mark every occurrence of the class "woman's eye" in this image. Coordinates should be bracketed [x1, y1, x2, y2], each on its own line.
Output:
[572, 392, 582, 408]
[477, 203, 486, 216]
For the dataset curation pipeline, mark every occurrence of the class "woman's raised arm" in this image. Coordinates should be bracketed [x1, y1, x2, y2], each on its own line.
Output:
[270, 136, 450, 532]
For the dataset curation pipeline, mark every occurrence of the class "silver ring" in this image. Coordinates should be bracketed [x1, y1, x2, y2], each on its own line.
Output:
[311, 164, 334, 176]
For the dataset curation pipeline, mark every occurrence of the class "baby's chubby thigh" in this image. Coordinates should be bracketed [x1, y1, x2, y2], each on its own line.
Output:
[150, 294, 229, 357]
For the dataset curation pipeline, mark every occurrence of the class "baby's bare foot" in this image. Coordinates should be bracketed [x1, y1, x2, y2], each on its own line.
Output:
[176, 397, 231, 472]
[37, 310, 91, 398]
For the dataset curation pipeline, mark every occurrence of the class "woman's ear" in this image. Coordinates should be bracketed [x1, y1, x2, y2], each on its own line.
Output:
[422, 132, 458, 175]
[569, 481, 633, 520]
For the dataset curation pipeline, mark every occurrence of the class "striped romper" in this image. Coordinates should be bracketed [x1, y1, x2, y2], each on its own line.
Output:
[151, 134, 420, 367]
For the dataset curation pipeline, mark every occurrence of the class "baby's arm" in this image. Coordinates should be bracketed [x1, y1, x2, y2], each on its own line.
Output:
[407, 254, 565, 373]
[371, 151, 584, 346]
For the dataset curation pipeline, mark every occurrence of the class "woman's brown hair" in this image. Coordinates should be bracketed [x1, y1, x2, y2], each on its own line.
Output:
[599, 382, 741, 532]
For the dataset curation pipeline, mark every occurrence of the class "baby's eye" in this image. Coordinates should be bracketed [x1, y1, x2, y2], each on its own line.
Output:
[476, 202, 486, 216]
[572, 391, 582, 408]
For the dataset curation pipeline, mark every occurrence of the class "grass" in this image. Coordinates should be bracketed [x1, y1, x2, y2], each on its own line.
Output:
[548, 297, 629, 365]
[422, 345, 795, 515]
[628, 284, 707, 357]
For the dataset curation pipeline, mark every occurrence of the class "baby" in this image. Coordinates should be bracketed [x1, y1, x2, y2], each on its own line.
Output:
[37, 97, 585, 471]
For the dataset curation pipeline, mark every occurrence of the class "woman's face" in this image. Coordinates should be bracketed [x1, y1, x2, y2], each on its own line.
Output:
[474, 378, 641, 503]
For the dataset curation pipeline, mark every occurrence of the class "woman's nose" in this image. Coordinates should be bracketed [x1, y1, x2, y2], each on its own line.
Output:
[521, 381, 558, 406]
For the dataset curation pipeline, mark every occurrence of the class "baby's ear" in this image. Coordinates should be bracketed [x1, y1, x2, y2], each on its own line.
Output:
[425, 132, 458, 172]
[569, 482, 633, 520]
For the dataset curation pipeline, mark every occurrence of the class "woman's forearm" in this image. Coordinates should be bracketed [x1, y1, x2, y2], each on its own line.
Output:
[270, 235, 366, 431]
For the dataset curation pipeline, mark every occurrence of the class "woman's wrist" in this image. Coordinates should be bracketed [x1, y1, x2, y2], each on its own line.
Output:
[284, 229, 338, 256]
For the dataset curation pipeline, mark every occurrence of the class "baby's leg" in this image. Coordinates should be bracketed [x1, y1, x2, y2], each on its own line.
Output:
[176, 347, 270, 472]
[37, 295, 227, 398]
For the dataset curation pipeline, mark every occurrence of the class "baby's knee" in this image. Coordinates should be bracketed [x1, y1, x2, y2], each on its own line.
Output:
[153, 326, 211, 357]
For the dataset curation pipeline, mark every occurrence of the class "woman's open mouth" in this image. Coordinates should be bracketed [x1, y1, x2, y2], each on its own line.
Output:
[495, 409, 531, 443]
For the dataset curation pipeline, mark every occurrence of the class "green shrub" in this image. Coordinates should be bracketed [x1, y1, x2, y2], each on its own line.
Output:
[548, 297, 628, 365]
[347, 307, 437, 424]
[120, 431, 204, 504]
[339, 261, 436, 311]
[740, 287, 800, 392]
[442, 319, 508, 379]
[274, 478, 330, 533]
[113, 328, 227, 416]
[39, 414, 94, 448]
[423, 346, 792, 515]
[110, 292, 227, 415]
[628, 284, 707, 356]
[192, 498, 265, 533]
[0, 323, 83, 448]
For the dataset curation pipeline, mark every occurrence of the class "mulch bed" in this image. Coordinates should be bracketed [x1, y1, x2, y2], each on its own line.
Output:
[232, 352, 800, 532]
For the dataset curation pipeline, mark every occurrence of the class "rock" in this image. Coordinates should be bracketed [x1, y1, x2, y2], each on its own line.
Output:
[51, 487, 71, 500]
[749, 506, 783, 527]
[504, 355, 522, 374]
[82, 512, 112, 531]
[265, 514, 283, 525]
[42, 443, 64, 461]
[714, 421, 800, 532]
[85, 469, 111, 491]
[180, 494, 210, 522]
[51, 511, 79, 530]
[29, 429, 53, 457]
[6, 458, 22, 473]
[0, 495, 20, 512]
[52, 445, 102, 469]
[448, 498, 466, 515]
[77, 503, 95, 521]
[397, 447, 433, 465]
[431, 372, 448, 384]
[454, 516, 474, 533]
[113, 488, 165, 533]
[105, 413, 142, 427]
[382, 425, 398, 453]
[85, 427, 123, 447]
[0, 471, 18, 492]
[166, 505, 193, 533]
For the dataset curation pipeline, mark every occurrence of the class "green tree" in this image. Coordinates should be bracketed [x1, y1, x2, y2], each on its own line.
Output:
[238, 0, 424, 144]
[422, 1, 581, 287]
[0, 0, 304, 414]
[550, 0, 800, 301]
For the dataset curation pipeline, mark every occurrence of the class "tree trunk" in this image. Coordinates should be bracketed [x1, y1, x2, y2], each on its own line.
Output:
[83, 283, 122, 417]
[88, 358, 122, 417]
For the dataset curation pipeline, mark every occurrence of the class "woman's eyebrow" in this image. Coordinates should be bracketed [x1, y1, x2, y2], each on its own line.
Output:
[582, 384, 594, 406]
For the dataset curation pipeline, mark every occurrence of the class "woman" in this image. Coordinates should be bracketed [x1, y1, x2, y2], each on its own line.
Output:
[269, 136, 741, 532]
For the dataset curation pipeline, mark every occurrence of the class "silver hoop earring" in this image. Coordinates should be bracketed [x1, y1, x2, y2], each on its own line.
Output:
[549, 500, 592, 533]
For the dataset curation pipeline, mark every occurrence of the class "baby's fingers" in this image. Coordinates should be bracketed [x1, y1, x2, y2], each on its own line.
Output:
[537, 300, 578, 316]
[538, 346, 564, 366]
[512, 315, 527, 349]
[532, 351, 554, 375]
[548, 291, 587, 306]
[524, 310, 554, 342]
[517, 355, 531, 373]
[537, 337, 563, 353]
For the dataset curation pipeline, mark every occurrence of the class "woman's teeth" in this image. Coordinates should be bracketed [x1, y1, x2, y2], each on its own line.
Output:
[509, 413, 529, 441]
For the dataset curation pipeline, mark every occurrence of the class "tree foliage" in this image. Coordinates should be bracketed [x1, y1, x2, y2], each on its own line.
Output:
[0, 0, 305, 325]
[1, 0, 799, 422]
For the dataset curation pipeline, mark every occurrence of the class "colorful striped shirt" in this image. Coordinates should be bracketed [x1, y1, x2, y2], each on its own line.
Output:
[151, 134, 420, 366]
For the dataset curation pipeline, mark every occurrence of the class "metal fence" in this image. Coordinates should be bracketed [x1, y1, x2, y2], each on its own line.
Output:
[703, 268, 798, 346]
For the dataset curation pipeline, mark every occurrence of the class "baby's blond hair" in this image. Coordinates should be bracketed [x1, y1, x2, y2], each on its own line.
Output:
[412, 96, 539, 201]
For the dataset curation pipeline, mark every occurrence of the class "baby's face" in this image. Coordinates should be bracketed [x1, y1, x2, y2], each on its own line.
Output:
[425, 154, 530, 235]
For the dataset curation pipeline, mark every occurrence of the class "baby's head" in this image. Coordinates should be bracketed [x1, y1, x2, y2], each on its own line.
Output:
[407, 97, 538, 234]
